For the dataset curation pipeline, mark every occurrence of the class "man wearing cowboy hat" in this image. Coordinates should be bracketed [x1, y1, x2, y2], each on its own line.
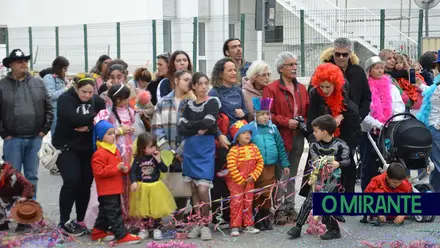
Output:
[0, 49, 54, 198]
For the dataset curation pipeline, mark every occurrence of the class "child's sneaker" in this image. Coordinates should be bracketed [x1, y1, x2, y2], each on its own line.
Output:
[231, 227, 240, 237]
[243, 226, 260, 234]
[91, 228, 115, 241]
[369, 217, 380, 226]
[138, 229, 148, 240]
[153, 229, 163, 240]
[60, 221, 85, 236]
[320, 230, 341, 240]
[76, 221, 90, 234]
[200, 226, 212, 241]
[287, 226, 302, 239]
[187, 225, 201, 239]
[116, 233, 141, 245]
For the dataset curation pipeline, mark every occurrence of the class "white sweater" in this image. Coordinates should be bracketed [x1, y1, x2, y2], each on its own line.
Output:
[361, 85, 405, 132]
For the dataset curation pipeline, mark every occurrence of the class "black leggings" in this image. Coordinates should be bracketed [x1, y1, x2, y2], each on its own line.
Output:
[57, 149, 94, 225]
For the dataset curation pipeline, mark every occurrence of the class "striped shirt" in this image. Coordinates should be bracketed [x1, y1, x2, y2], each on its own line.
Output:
[226, 144, 264, 185]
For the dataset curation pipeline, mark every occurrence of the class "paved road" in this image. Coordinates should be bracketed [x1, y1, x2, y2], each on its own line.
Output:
[1, 139, 440, 248]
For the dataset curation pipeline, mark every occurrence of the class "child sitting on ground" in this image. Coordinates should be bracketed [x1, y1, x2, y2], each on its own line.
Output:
[362, 162, 412, 226]
[91, 120, 141, 245]
[287, 115, 350, 240]
[0, 162, 34, 232]
[249, 97, 290, 231]
[226, 120, 264, 237]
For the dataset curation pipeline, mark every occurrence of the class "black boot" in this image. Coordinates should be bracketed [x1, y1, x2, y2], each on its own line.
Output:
[15, 223, 31, 232]
[359, 215, 368, 223]
[320, 230, 341, 240]
[260, 209, 273, 231]
[0, 222, 9, 231]
[254, 212, 265, 231]
[287, 225, 302, 239]
[334, 216, 345, 223]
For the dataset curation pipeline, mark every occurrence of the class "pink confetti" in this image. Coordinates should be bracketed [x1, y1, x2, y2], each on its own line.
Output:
[147, 241, 197, 248]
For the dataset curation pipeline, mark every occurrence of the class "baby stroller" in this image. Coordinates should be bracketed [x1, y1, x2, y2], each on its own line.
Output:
[367, 113, 436, 223]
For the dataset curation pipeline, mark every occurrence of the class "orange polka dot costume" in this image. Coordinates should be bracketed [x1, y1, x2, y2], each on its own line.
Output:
[226, 120, 264, 228]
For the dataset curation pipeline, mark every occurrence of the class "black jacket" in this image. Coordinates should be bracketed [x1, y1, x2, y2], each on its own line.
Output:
[52, 87, 105, 151]
[147, 76, 165, 105]
[323, 56, 371, 121]
[0, 72, 53, 138]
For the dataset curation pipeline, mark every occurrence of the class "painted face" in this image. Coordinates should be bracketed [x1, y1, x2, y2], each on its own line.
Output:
[256, 112, 270, 125]
[226, 40, 243, 61]
[254, 68, 271, 87]
[192, 76, 210, 98]
[333, 47, 351, 69]
[174, 54, 189, 71]
[279, 58, 298, 80]
[313, 126, 327, 142]
[237, 130, 251, 145]
[109, 69, 126, 84]
[222, 62, 238, 84]
[76, 84, 94, 102]
[102, 128, 116, 144]
[319, 81, 335, 97]
[157, 58, 168, 77]
[9, 59, 29, 76]
[370, 63, 385, 79]
[176, 72, 192, 93]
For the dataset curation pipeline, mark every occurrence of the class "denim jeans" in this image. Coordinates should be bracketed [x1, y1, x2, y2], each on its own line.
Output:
[429, 125, 440, 192]
[3, 136, 42, 197]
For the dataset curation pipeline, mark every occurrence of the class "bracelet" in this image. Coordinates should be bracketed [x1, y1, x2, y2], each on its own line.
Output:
[118, 128, 124, 135]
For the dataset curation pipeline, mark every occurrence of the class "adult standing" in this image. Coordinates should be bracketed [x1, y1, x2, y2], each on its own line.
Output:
[90, 55, 111, 94]
[242, 60, 272, 122]
[53, 76, 105, 236]
[158, 51, 193, 100]
[320, 38, 371, 193]
[0, 49, 54, 196]
[223, 38, 251, 84]
[149, 53, 170, 105]
[419, 51, 437, 86]
[262, 51, 309, 225]
[129, 67, 152, 91]
[43, 56, 71, 135]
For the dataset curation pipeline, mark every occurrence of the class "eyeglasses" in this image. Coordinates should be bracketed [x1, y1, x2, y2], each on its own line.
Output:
[259, 73, 272, 78]
[283, 62, 298, 67]
[334, 52, 350, 58]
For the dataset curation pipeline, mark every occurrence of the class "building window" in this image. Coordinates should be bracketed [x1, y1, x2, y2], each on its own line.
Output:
[229, 24, 235, 38]
[198, 60, 206, 73]
[199, 22, 206, 56]
[0, 28, 6, 44]
[163, 20, 172, 52]
[265, 25, 283, 43]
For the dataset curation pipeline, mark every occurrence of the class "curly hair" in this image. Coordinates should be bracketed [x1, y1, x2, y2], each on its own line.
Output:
[211, 57, 235, 88]
[311, 63, 345, 136]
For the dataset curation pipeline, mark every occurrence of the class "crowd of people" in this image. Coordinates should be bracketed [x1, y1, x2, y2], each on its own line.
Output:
[0, 36, 439, 245]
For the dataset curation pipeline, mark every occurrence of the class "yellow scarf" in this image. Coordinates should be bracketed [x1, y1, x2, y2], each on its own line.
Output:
[96, 141, 117, 154]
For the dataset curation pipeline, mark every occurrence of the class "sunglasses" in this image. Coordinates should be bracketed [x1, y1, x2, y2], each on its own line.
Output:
[334, 52, 350, 58]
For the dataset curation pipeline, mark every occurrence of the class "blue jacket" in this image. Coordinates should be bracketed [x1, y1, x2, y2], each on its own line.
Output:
[250, 120, 290, 168]
[43, 74, 66, 109]
[208, 85, 248, 125]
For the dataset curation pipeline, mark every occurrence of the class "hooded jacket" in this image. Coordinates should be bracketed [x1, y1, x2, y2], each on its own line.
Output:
[0, 72, 53, 139]
[242, 77, 263, 122]
[0, 163, 34, 203]
[52, 87, 105, 151]
[320, 47, 371, 121]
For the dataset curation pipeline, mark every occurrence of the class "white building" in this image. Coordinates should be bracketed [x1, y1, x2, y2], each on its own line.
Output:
[0, 0, 438, 77]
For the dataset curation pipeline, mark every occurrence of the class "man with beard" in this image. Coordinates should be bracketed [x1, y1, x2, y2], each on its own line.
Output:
[0, 49, 53, 198]
[223, 38, 251, 85]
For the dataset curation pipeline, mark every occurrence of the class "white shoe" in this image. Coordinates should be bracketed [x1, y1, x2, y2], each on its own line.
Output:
[244, 226, 260, 234]
[153, 229, 163, 240]
[200, 226, 212, 240]
[187, 225, 201, 239]
[138, 229, 149, 240]
[231, 227, 240, 237]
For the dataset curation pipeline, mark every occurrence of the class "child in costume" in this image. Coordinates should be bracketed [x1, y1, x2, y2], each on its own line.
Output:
[91, 120, 141, 245]
[0, 162, 34, 232]
[249, 97, 290, 231]
[129, 132, 177, 240]
[288, 115, 350, 240]
[226, 120, 264, 237]
[363, 162, 412, 226]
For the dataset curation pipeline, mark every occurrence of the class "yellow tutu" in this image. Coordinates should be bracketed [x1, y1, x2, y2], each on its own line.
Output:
[128, 180, 177, 219]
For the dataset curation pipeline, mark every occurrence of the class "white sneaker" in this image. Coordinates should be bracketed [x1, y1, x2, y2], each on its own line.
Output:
[244, 226, 260, 234]
[153, 229, 163, 240]
[231, 227, 240, 237]
[200, 226, 212, 241]
[138, 229, 149, 240]
[187, 225, 201, 239]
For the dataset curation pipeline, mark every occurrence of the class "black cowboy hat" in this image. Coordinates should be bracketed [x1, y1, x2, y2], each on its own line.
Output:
[2, 49, 31, 68]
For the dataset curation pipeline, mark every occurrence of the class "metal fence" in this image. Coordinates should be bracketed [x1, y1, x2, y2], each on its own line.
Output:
[1, 8, 435, 78]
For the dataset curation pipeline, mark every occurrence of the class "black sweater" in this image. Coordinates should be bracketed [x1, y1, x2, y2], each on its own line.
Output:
[178, 97, 220, 137]
[52, 88, 105, 151]
[130, 155, 168, 183]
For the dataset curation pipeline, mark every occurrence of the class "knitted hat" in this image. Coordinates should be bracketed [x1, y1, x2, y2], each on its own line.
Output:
[229, 120, 256, 144]
[252, 97, 273, 112]
[93, 120, 114, 150]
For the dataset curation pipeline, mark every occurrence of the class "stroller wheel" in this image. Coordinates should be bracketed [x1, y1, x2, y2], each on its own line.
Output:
[424, 215, 435, 223]
[414, 215, 425, 222]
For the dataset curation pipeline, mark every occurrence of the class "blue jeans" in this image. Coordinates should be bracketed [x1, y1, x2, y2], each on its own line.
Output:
[429, 125, 440, 192]
[3, 136, 42, 197]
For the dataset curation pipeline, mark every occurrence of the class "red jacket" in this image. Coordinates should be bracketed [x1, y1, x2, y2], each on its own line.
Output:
[92, 146, 127, 196]
[262, 78, 309, 152]
[0, 163, 34, 203]
[365, 172, 412, 193]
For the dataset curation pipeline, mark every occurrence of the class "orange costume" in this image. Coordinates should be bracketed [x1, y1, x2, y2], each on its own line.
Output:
[364, 172, 412, 193]
[226, 120, 264, 228]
